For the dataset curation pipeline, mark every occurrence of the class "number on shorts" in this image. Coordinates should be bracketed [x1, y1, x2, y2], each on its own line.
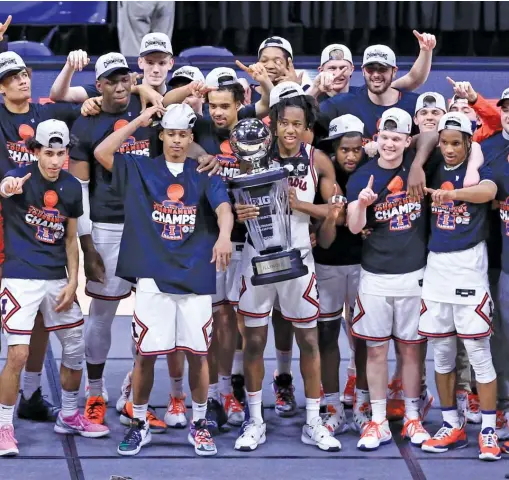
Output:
[1, 298, 7, 317]
[131, 320, 139, 339]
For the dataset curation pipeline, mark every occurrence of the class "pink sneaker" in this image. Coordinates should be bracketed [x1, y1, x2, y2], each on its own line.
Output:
[0, 425, 19, 456]
[54, 411, 110, 438]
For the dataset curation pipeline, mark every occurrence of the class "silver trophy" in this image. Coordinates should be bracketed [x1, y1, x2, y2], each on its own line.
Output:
[229, 118, 308, 285]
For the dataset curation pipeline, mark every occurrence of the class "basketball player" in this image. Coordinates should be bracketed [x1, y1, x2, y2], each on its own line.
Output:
[0, 120, 110, 456]
[0, 51, 82, 422]
[419, 112, 500, 461]
[92, 103, 233, 457]
[346, 108, 431, 450]
[234, 83, 341, 452]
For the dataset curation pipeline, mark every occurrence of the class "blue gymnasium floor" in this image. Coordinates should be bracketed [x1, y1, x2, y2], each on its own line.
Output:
[1, 316, 508, 480]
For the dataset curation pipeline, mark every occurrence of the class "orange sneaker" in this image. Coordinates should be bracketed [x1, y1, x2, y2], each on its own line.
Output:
[467, 393, 482, 424]
[341, 375, 356, 407]
[120, 402, 167, 434]
[479, 428, 501, 461]
[387, 380, 404, 421]
[421, 422, 468, 453]
[84, 396, 107, 425]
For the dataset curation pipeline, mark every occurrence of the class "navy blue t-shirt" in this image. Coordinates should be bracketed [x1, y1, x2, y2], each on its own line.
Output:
[69, 95, 161, 224]
[2, 163, 83, 280]
[428, 158, 494, 254]
[320, 85, 419, 142]
[0, 103, 81, 173]
[346, 150, 427, 274]
[111, 154, 230, 295]
[481, 132, 509, 272]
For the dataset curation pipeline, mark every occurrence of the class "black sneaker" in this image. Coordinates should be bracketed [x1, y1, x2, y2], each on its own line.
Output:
[117, 419, 152, 456]
[272, 373, 298, 417]
[231, 374, 246, 405]
[17, 388, 60, 421]
[205, 397, 228, 431]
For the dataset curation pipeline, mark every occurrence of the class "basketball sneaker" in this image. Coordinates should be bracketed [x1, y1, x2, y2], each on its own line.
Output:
[419, 389, 434, 422]
[340, 375, 356, 407]
[188, 418, 217, 456]
[235, 418, 266, 451]
[351, 396, 371, 433]
[302, 416, 341, 451]
[467, 393, 482, 424]
[421, 422, 468, 453]
[402, 417, 431, 446]
[120, 402, 167, 433]
[221, 393, 245, 426]
[479, 427, 501, 461]
[272, 372, 297, 417]
[164, 395, 187, 428]
[0, 425, 18, 456]
[357, 419, 392, 451]
[115, 371, 132, 413]
[54, 411, 110, 437]
[84, 396, 107, 425]
[85, 377, 109, 403]
[231, 374, 246, 405]
[323, 404, 349, 436]
[205, 397, 228, 430]
[496, 411, 509, 440]
[117, 419, 151, 456]
[387, 380, 404, 421]
[17, 388, 60, 422]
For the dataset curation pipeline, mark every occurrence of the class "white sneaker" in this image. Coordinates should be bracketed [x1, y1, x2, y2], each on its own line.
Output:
[221, 393, 245, 426]
[402, 417, 431, 446]
[234, 418, 266, 451]
[85, 377, 109, 403]
[351, 401, 372, 433]
[164, 395, 187, 428]
[323, 405, 349, 436]
[496, 411, 509, 440]
[419, 389, 434, 422]
[302, 416, 341, 451]
[357, 420, 392, 451]
[115, 371, 132, 413]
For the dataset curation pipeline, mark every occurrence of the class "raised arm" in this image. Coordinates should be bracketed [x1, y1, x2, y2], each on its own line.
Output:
[347, 175, 377, 234]
[50, 50, 91, 102]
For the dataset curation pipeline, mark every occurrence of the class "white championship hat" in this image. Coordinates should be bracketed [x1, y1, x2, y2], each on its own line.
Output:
[269, 81, 305, 108]
[415, 92, 447, 114]
[438, 112, 473, 136]
[36, 119, 70, 147]
[139, 32, 173, 56]
[95, 52, 131, 80]
[0, 52, 26, 81]
[379, 108, 412, 134]
[320, 44, 353, 66]
[161, 104, 197, 130]
[362, 45, 397, 68]
[258, 36, 293, 58]
[168, 66, 205, 86]
[205, 67, 239, 88]
[497, 87, 509, 107]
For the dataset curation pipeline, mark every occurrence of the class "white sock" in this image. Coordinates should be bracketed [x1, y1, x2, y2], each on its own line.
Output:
[88, 378, 103, 397]
[247, 390, 263, 422]
[404, 397, 420, 420]
[306, 397, 321, 424]
[0, 404, 14, 426]
[355, 388, 370, 410]
[442, 407, 460, 428]
[232, 350, 244, 375]
[218, 375, 232, 396]
[170, 376, 184, 398]
[192, 400, 207, 423]
[208, 383, 219, 401]
[23, 371, 42, 399]
[61, 389, 79, 418]
[371, 398, 387, 423]
[481, 410, 497, 431]
[276, 349, 292, 375]
[133, 403, 148, 423]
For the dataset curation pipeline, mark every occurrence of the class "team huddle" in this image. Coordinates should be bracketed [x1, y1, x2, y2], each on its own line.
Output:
[0, 20, 508, 463]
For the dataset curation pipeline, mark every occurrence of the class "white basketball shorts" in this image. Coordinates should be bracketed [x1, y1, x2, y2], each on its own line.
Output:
[315, 263, 360, 322]
[1, 278, 84, 346]
[212, 242, 245, 311]
[85, 223, 132, 301]
[132, 283, 213, 356]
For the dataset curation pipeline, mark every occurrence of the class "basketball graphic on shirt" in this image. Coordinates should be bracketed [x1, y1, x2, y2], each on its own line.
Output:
[166, 184, 184, 203]
[434, 181, 457, 230]
[387, 175, 404, 193]
[114, 119, 129, 131]
[34, 190, 63, 243]
[44, 190, 58, 208]
[385, 176, 411, 231]
[18, 124, 34, 141]
[114, 119, 136, 148]
[440, 181, 455, 191]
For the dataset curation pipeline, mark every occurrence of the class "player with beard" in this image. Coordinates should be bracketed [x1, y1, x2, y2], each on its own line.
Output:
[308, 31, 435, 103]
[234, 83, 341, 452]
[419, 113, 500, 461]
[0, 51, 82, 423]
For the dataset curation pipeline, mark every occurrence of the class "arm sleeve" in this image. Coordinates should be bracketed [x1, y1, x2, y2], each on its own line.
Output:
[472, 93, 502, 143]
[346, 171, 363, 204]
[77, 178, 91, 235]
[70, 182, 84, 219]
[479, 163, 494, 182]
[83, 84, 100, 98]
[205, 174, 231, 211]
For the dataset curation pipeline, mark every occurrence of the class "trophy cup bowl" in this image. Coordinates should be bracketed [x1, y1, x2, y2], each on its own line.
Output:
[229, 118, 308, 286]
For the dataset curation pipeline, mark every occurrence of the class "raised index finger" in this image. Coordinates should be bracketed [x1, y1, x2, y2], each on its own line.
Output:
[235, 60, 252, 74]
[21, 172, 31, 184]
[1, 15, 12, 32]
[367, 175, 374, 189]
[412, 30, 423, 40]
[446, 76, 456, 87]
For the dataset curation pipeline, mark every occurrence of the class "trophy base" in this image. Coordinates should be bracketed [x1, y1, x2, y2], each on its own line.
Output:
[251, 249, 308, 286]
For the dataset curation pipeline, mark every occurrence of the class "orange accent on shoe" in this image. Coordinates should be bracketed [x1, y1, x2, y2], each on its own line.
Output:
[402, 418, 428, 438]
[222, 394, 243, 414]
[84, 396, 107, 425]
[344, 375, 356, 399]
[168, 395, 187, 415]
[468, 393, 481, 414]
[479, 430, 501, 460]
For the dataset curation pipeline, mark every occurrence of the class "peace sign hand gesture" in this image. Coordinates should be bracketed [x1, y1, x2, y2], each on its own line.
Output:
[0, 15, 12, 42]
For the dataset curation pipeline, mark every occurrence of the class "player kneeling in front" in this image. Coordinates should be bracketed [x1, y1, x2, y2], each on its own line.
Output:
[93, 104, 233, 457]
[0, 120, 110, 456]
[419, 112, 501, 461]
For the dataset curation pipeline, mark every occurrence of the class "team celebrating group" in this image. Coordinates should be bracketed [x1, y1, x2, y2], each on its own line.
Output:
[0, 17, 508, 463]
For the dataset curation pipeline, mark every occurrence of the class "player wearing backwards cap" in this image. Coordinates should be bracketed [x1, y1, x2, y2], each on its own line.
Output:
[346, 108, 434, 451]
[234, 82, 341, 452]
[481, 88, 509, 443]
[93, 103, 233, 457]
[419, 112, 500, 461]
[313, 114, 370, 433]
[309, 31, 435, 103]
[68, 52, 168, 430]
[0, 120, 110, 456]
[320, 44, 428, 142]
[0, 50, 84, 423]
